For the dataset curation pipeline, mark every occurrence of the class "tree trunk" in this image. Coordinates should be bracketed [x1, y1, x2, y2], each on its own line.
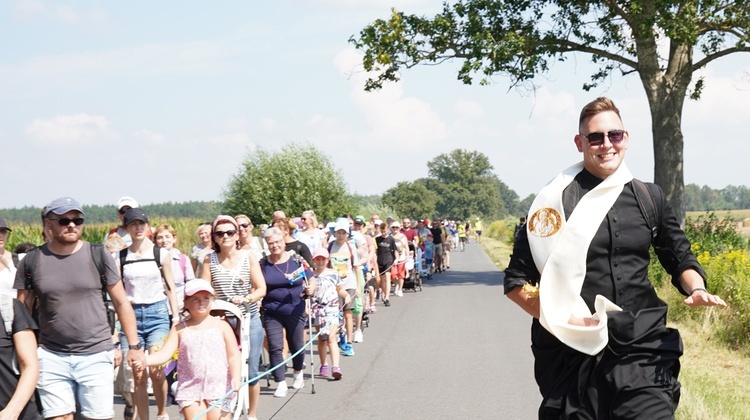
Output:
[638, 42, 693, 227]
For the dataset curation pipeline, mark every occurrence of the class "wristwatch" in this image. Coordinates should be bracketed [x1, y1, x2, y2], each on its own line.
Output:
[129, 342, 143, 351]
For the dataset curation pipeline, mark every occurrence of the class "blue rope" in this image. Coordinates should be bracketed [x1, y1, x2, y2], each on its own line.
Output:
[190, 317, 335, 420]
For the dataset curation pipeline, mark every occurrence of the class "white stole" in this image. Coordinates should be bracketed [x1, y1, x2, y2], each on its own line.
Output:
[527, 162, 633, 355]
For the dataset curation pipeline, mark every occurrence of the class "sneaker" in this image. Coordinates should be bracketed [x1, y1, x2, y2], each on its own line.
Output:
[319, 364, 330, 377]
[338, 333, 347, 350]
[369, 305, 377, 313]
[352, 330, 363, 343]
[292, 372, 304, 389]
[331, 365, 342, 380]
[157, 415, 169, 420]
[342, 343, 355, 356]
[383, 299, 391, 307]
[274, 381, 288, 398]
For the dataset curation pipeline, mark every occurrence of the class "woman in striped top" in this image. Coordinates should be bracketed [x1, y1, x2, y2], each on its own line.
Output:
[201, 215, 266, 420]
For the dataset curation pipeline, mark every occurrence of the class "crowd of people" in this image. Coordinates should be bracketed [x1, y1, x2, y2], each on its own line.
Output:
[0, 197, 475, 420]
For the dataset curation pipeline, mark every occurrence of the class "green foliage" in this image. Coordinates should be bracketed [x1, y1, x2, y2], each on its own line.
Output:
[6, 218, 206, 256]
[685, 212, 748, 255]
[485, 218, 516, 244]
[648, 213, 750, 353]
[222, 143, 353, 225]
[424, 149, 507, 220]
[1, 201, 223, 225]
[382, 181, 438, 220]
[351, 1, 750, 93]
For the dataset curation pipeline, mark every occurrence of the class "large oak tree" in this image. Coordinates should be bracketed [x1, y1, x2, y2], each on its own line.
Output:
[351, 0, 750, 224]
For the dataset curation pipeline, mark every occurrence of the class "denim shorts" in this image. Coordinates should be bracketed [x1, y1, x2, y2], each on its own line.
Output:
[246, 313, 263, 386]
[37, 347, 115, 419]
[121, 300, 171, 350]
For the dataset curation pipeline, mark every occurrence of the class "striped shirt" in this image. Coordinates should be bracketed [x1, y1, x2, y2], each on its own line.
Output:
[208, 251, 258, 316]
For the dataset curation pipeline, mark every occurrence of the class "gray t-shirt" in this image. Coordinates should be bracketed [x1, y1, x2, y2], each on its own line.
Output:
[14, 242, 120, 354]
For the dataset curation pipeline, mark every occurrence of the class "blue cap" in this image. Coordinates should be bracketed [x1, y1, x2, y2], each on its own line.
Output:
[45, 196, 84, 217]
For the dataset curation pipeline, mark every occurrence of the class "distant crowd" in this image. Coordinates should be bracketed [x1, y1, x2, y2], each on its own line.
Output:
[0, 195, 483, 420]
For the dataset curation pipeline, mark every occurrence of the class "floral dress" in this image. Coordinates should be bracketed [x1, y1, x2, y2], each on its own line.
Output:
[176, 318, 236, 412]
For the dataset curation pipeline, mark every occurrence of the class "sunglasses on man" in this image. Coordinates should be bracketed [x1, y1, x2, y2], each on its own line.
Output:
[580, 130, 625, 146]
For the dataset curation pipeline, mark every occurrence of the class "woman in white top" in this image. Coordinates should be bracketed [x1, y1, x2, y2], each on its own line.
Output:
[235, 214, 264, 262]
[0, 218, 16, 297]
[154, 224, 196, 312]
[293, 210, 326, 254]
[118, 209, 179, 420]
[190, 223, 213, 278]
[201, 215, 266, 420]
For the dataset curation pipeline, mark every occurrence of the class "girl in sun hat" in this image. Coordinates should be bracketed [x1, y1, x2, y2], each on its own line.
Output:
[201, 215, 266, 420]
[141, 279, 241, 420]
[310, 247, 349, 380]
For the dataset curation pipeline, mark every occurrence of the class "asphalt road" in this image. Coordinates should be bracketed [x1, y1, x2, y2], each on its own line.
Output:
[116, 240, 541, 419]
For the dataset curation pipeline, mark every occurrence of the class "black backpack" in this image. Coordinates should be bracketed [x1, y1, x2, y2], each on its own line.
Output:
[23, 243, 116, 335]
[118, 246, 170, 291]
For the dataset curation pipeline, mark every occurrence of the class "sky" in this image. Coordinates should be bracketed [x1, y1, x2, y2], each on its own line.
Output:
[1, 0, 748, 210]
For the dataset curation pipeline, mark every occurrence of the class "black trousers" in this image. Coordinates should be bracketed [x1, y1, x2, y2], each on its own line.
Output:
[532, 306, 682, 420]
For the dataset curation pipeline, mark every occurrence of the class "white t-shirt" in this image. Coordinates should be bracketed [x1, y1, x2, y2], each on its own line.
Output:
[120, 245, 169, 304]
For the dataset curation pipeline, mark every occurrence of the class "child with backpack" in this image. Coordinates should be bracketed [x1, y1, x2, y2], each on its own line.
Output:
[140, 280, 241, 420]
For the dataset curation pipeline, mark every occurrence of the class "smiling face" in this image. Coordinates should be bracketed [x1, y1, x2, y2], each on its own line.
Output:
[155, 229, 175, 250]
[575, 110, 629, 180]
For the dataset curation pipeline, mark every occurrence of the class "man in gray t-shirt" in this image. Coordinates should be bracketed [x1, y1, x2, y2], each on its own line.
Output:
[15, 196, 145, 420]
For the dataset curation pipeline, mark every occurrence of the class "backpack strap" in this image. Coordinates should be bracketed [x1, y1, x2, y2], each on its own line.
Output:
[631, 179, 661, 242]
[1, 294, 13, 337]
[0, 295, 19, 375]
[177, 252, 188, 277]
[11, 252, 19, 269]
[23, 247, 41, 291]
[119, 246, 169, 290]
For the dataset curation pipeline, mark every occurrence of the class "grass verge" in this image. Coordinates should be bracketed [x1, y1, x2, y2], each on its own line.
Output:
[480, 239, 750, 419]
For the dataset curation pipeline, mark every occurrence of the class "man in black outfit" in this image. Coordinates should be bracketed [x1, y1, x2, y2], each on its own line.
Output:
[428, 220, 444, 272]
[503, 97, 726, 419]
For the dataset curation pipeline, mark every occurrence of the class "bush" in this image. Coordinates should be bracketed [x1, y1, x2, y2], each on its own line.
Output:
[486, 218, 516, 244]
[686, 212, 747, 256]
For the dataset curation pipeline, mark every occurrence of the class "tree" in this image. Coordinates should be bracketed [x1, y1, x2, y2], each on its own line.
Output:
[350, 1, 750, 224]
[382, 181, 439, 220]
[425, 149, 506, 219]
[223, 143, 352, 224]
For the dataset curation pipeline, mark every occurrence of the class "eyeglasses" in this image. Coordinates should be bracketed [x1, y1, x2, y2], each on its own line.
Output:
[118, 208, 128, 215]
[213, 230, 237, 238]
[300, 218, 307, 221]
[48, 217, 85, 226]
[238, 223, 250, 229]
[580, 130, 625, 146]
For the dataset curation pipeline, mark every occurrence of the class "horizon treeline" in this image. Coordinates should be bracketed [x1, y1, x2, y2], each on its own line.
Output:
[3, 183, 749, 225]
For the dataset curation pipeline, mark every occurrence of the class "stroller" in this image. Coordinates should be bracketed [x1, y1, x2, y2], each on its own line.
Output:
[401, 251, 423, 292]
[209, 300, 252, 420]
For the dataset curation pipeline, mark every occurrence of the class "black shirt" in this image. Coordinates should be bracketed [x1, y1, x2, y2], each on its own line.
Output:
[428, 228, 443, 245]
[504, 169, 705, 314]
[0, 298, 41, 420]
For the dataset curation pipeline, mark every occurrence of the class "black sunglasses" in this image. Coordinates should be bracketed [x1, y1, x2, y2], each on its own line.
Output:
[581, 129, 625, 146]
[214, 230, 237, 238]
[118, 208, 128, 215]
[238, 223, 250, 228]
[48, 217, 85, 226]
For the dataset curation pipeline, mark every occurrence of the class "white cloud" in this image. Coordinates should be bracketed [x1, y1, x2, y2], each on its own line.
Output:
[133, 129, 165, 145]
[453, 100, 485, 119]
[334, 47, 448, 151]
[259, 117, 278, 132]
[25, 113, 111, 144]
[206, 133, 253, 146]
[12, 0, 108, 27]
